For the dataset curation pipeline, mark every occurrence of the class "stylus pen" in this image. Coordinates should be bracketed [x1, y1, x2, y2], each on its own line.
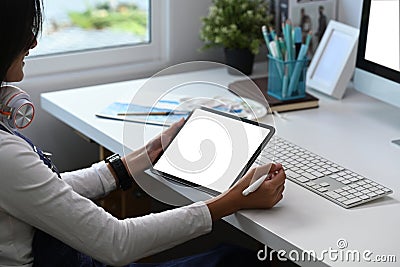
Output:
[242, 173, 273, 196]
[117, 111, 188, 116]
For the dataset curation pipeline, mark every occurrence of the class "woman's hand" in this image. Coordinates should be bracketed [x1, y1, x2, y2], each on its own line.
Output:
[122, 118, 185, 177]
[206, 163, 286, 221]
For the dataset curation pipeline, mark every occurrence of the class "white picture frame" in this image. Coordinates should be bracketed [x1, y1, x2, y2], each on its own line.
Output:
[306, 20, 359, 99]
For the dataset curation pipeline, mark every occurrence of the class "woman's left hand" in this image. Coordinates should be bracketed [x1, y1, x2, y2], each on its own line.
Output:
[122, 118, 185, 177]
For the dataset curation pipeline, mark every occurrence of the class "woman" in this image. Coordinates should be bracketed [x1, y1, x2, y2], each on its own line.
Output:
[0, 1, 286, 266]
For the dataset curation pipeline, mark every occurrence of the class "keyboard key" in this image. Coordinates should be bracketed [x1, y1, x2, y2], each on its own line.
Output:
[296, 177, 310, 183]
[325, 191, 342, 199]
[319, 182, 330, 187]
[286, 170, 300, 179]
[311, 171, 324, 178]
[303, 173, 317, 180]
[343, 198, 362, 206]
[317, 187, 328, 193]
[305, 181, 316, 187]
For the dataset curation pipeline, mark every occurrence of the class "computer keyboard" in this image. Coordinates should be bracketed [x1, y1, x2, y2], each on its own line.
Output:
[255, 136, 393, 208]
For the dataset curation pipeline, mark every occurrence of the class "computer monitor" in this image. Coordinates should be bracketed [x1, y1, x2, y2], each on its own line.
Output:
[353, 0, 400, 109]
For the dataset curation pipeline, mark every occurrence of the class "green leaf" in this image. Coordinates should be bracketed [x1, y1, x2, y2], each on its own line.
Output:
[199, 0, 271, 55]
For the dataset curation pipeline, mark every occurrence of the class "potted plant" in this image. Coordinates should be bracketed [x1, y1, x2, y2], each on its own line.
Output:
[200, 0, 270, 75]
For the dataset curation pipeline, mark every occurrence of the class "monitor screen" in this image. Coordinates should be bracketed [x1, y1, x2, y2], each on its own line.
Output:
[354, 0, 400, 108]
[356, 0, 400, 84]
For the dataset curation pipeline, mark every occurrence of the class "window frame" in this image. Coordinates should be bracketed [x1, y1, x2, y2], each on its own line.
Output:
[24, 0, 169, 80]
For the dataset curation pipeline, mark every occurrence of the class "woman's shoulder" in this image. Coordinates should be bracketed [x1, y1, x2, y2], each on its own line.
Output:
[0, 130, 32, 152]
[0, 129, 53, 199]
[0, 130, 36, 170]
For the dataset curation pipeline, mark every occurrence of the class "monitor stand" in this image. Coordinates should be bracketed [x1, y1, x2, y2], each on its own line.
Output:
[392, 139, 400, 147]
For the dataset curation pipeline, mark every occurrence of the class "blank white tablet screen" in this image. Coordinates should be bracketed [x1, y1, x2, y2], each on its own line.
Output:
[153, 109, 271, 193]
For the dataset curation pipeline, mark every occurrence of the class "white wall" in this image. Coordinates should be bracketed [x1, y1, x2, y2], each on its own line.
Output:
[337, 0, 363, 28]
[18, 0, 363, 171]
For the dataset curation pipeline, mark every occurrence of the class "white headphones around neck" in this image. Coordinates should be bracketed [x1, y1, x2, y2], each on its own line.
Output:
[0, 85, 34, 130]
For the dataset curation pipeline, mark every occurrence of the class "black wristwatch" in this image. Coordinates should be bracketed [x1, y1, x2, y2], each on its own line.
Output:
[105, 153, 133, 190]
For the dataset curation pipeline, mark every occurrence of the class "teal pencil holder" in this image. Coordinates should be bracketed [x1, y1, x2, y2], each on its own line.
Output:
[267, 55, 309, 101]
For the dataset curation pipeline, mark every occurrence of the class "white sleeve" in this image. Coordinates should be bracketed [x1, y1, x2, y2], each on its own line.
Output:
[61, 161, 117, 199]
[0, 135, 213, 266]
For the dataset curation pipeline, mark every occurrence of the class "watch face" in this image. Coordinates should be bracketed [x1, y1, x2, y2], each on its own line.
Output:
[107, 154, 120, 162]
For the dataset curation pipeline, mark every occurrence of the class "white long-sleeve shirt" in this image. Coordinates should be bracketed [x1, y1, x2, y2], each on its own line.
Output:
[0, 129, 212, 267]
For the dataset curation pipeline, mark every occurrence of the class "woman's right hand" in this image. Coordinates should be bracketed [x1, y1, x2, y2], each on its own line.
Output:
[205, 163, 286, 221]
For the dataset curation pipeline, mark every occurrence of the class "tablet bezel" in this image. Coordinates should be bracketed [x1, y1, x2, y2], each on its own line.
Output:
[150, 106, 275, 196]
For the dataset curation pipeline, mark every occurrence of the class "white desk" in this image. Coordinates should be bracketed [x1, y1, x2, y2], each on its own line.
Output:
[41, 65, 400, 266]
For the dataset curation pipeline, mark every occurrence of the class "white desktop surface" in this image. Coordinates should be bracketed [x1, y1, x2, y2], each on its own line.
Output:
[41, 65, 400, 266]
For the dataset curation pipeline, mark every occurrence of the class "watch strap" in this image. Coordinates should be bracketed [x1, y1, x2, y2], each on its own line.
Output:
[105, 154, 133, 190]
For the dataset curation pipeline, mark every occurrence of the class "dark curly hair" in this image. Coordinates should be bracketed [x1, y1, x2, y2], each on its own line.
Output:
[0, 0, 43, 85]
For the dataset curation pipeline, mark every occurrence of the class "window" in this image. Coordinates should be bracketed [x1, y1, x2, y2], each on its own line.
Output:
[32, 0, 150, 57]
[25, 0, 167, 79]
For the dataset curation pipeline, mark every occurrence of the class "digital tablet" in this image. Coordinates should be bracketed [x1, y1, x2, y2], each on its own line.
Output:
[151, 107, 275, 195]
